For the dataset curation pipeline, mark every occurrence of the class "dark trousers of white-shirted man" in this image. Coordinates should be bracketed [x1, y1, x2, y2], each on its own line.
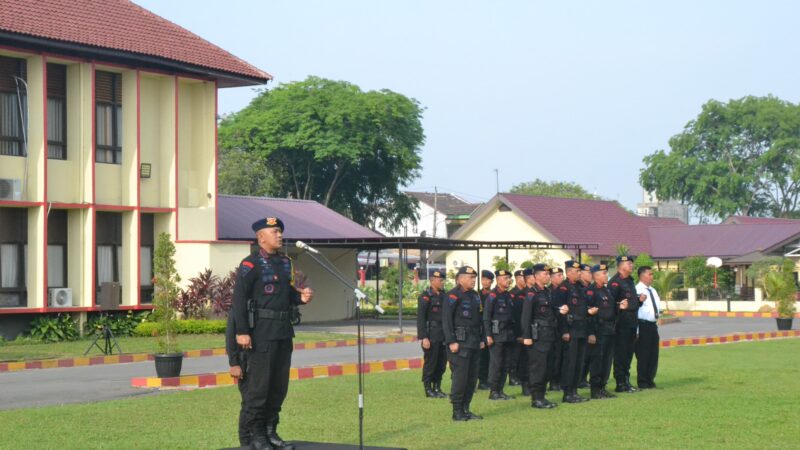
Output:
[635, 266, 661, 389]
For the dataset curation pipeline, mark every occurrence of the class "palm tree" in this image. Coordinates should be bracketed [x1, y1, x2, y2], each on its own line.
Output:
[651, 270, 681, 311]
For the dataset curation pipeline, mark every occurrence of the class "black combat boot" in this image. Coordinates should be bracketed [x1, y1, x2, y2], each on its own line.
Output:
[548, 382, 561, 392]
[572, 389, 589, 402]
[266, 416, 293, 449]
[600, 388, 616, 399]
[452, 403, 469, 421]
[578, 380, 590, 389]
[521, 383, 532, 397]
[590, 387, 603, 400]
[532, 391, 557, 409]
[433, 382, 447, 398]
[250, 433, 272, 450]
[498, 390, 514, 400]
[509, 376, 520, 386]
[489, 390, 504, 400]
[477, 381, 490, 390]
[625, 377, 638, 392]
[424, 382, 437, 398]
[463, 403, 483, 420]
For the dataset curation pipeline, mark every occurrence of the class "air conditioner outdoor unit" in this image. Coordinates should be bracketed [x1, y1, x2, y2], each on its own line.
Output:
[0, 179, 22, 201]
[49, 288, 73, 308]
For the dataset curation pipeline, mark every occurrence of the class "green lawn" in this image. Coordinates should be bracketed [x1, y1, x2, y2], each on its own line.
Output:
[0, 332, 356, 362]
[1, 339, 798, 449]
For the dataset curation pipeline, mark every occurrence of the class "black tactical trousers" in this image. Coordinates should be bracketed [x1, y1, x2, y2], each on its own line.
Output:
[447, 347, 480, 405]
[588, 334, 615, 388]
[526, 343, 552, 395]
[580, 344, 591, 383]
[547, 339, 562, 386]
[478, 347, 490, 384]
[237, 373, 249, 445]
[561, 335, 587, 390]
[516, 343, 529, 383]
[421, 341, 448, 384]
[488, 341, 514, 391]
[614, 327, 637, 385]
[635, 321, 659, 387]
[242, 339, 293, 434]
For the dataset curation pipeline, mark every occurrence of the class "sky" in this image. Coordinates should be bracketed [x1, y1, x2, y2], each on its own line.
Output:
[137, 0, 800, 212]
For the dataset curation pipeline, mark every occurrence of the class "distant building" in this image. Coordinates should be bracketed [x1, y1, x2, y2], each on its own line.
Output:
[375, 191, 481, 238]
[637, 190, 689, 223]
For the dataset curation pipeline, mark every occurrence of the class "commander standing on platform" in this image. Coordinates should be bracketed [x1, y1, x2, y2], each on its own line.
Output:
[232, 217, 313, 450]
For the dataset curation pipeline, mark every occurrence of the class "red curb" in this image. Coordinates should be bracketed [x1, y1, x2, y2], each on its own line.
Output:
[328, 365, 343, 376]
[409, 359, 423, 369]
[0, 363, 7, 371]
[297, 367, 313, 379]
[27, 361, 41, 369]
[58, 359, 73, 368]
[119, 355, 133, 363]
[161, 377, 180, 387]
[89, 356, 104, 365]
[384, 360, 397, 370]
[198, 374, 217, 387]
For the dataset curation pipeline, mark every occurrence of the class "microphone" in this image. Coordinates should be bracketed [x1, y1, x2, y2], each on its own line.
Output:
[295, 240, 321, 254]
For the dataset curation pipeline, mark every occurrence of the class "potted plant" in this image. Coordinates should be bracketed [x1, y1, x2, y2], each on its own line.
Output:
[764, 259, 797, 331]
[152, 232, 183, 377]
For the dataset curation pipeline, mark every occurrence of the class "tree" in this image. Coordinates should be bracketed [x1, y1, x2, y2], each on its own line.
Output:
[651, 271, 682, 305]
[218, 76, 425, 231]
[152, 232, 181, 354]
[510, 179, 600, 200]
[633, 253, 656, 283]
[640, 96, 800, 219]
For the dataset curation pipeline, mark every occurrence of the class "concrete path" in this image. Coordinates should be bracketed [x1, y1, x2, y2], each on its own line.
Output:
[0, 317, 794, 411]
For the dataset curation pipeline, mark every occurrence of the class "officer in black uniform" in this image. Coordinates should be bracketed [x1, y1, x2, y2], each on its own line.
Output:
[578, 263, 593, 389]
[547, 267, 565, 392]
[226, 312, 250, 447]
[522, 264, 568, 409]
[443, 266, 486, 421]
[417, 270, 448, 398]
[557, 261, 591, 403]
[507, 269, 526, 387]
[608, 255, 643, 393]
[232, 217, 314, 450]
[483, 269, 516, 400]
[476, 270, 494, 390]
[585, 263, 617, 399]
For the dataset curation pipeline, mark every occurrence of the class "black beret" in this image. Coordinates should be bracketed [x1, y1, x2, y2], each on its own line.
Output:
[481, 270, 495, 280]
[514, 270, 524, 277]
[591, 263, 608, 273]
[549, 267, 564, 274]
[494, 269, 512, 277]
[430, 270, 446, 279]
[457, 266, 477, 276]
[532, 263, 550, 274]
[522, 268, 534, 277]
[565, 260, 581, 270]
[616, 255, 635, 263]
[581, 264, 592, 271]
[252, 216, 284, 233]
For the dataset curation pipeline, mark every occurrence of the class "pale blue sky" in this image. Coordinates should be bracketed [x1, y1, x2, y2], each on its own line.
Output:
[137, 0, 800, 212]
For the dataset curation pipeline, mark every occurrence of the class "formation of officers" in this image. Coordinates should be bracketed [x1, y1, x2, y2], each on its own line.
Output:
[417, 255, 662, 421]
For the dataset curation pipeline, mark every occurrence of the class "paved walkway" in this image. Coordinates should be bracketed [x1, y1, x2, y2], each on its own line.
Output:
[0, 317, 795, 411]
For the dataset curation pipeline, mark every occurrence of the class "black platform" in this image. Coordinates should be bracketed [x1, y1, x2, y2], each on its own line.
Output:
[222, 442, 405, 450]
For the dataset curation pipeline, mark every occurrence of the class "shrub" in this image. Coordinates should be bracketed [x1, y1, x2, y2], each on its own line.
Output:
[86, 311, 150, 337]
[152, 232, 181, 353]
[133, 319, 226, 337]
[28, 314, 79, 342]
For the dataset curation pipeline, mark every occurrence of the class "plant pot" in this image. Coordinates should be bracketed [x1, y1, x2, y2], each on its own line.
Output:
[154, 353, 183, 378]
[776, 318, 793, 331]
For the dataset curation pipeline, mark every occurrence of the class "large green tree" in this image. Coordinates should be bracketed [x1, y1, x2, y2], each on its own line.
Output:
[640, 95, 800, 219]
[510, 179, 599, 200]
[218, 76, 425, 231]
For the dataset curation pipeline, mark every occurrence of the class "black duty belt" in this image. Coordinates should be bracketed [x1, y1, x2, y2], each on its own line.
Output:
[257, 309, 290, 320]
[534, 319, 556, 328]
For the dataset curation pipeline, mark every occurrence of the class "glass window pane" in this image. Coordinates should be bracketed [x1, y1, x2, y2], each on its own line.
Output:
[48, 245, 64, 287]
[0, 244, 18, 288]
[97, 245, 113, 284]
[140, 247, 152, 286]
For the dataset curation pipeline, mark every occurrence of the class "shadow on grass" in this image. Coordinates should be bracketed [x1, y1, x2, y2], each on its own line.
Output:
[662, 376, 706, 388]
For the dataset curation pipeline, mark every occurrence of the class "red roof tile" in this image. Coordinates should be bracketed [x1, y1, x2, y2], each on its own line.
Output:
[648, 223, 800, 259]
[721, 215, 800, 225]
[499, 194, 682, 256]
[218, 195, 382, 241]
[0, 0, 270, 84]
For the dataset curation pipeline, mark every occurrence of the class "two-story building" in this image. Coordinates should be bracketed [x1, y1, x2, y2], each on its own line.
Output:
[0, 0, 273, 335]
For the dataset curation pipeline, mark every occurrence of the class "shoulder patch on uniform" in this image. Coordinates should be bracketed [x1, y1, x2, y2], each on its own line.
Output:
[586, 290, 593, 296]
[488, 293, 496, 299]
[422, 296, 430, 301]
[611, 282, 619, 287]
[559, 286, 568, 291]
[239, 260, 254, 276]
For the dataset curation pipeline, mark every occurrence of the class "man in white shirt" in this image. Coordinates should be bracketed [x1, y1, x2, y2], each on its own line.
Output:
[635, 266, 661, 389]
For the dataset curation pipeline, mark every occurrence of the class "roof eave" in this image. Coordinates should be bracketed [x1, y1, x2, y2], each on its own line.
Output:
[0, 32, 271, 88]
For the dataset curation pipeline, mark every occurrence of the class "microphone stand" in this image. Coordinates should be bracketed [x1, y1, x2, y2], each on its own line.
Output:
[297, 245, 383, 450]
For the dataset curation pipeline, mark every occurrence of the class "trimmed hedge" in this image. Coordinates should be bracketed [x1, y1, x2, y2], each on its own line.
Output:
[133, 319, 226, 336]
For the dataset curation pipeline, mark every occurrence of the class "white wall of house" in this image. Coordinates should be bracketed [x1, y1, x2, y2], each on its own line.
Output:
[376, 201, 448, 239]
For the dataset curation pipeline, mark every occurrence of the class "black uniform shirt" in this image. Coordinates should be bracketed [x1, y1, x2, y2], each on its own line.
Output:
[586, 282, 615, 336]
[417, 287, 446, 342]
[608, 273, 641, 329]
[521, 284, 559, 341]
[483, 287, 516, 342]
[232, 249, 301, 348]
[443, 286, 485, 349]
